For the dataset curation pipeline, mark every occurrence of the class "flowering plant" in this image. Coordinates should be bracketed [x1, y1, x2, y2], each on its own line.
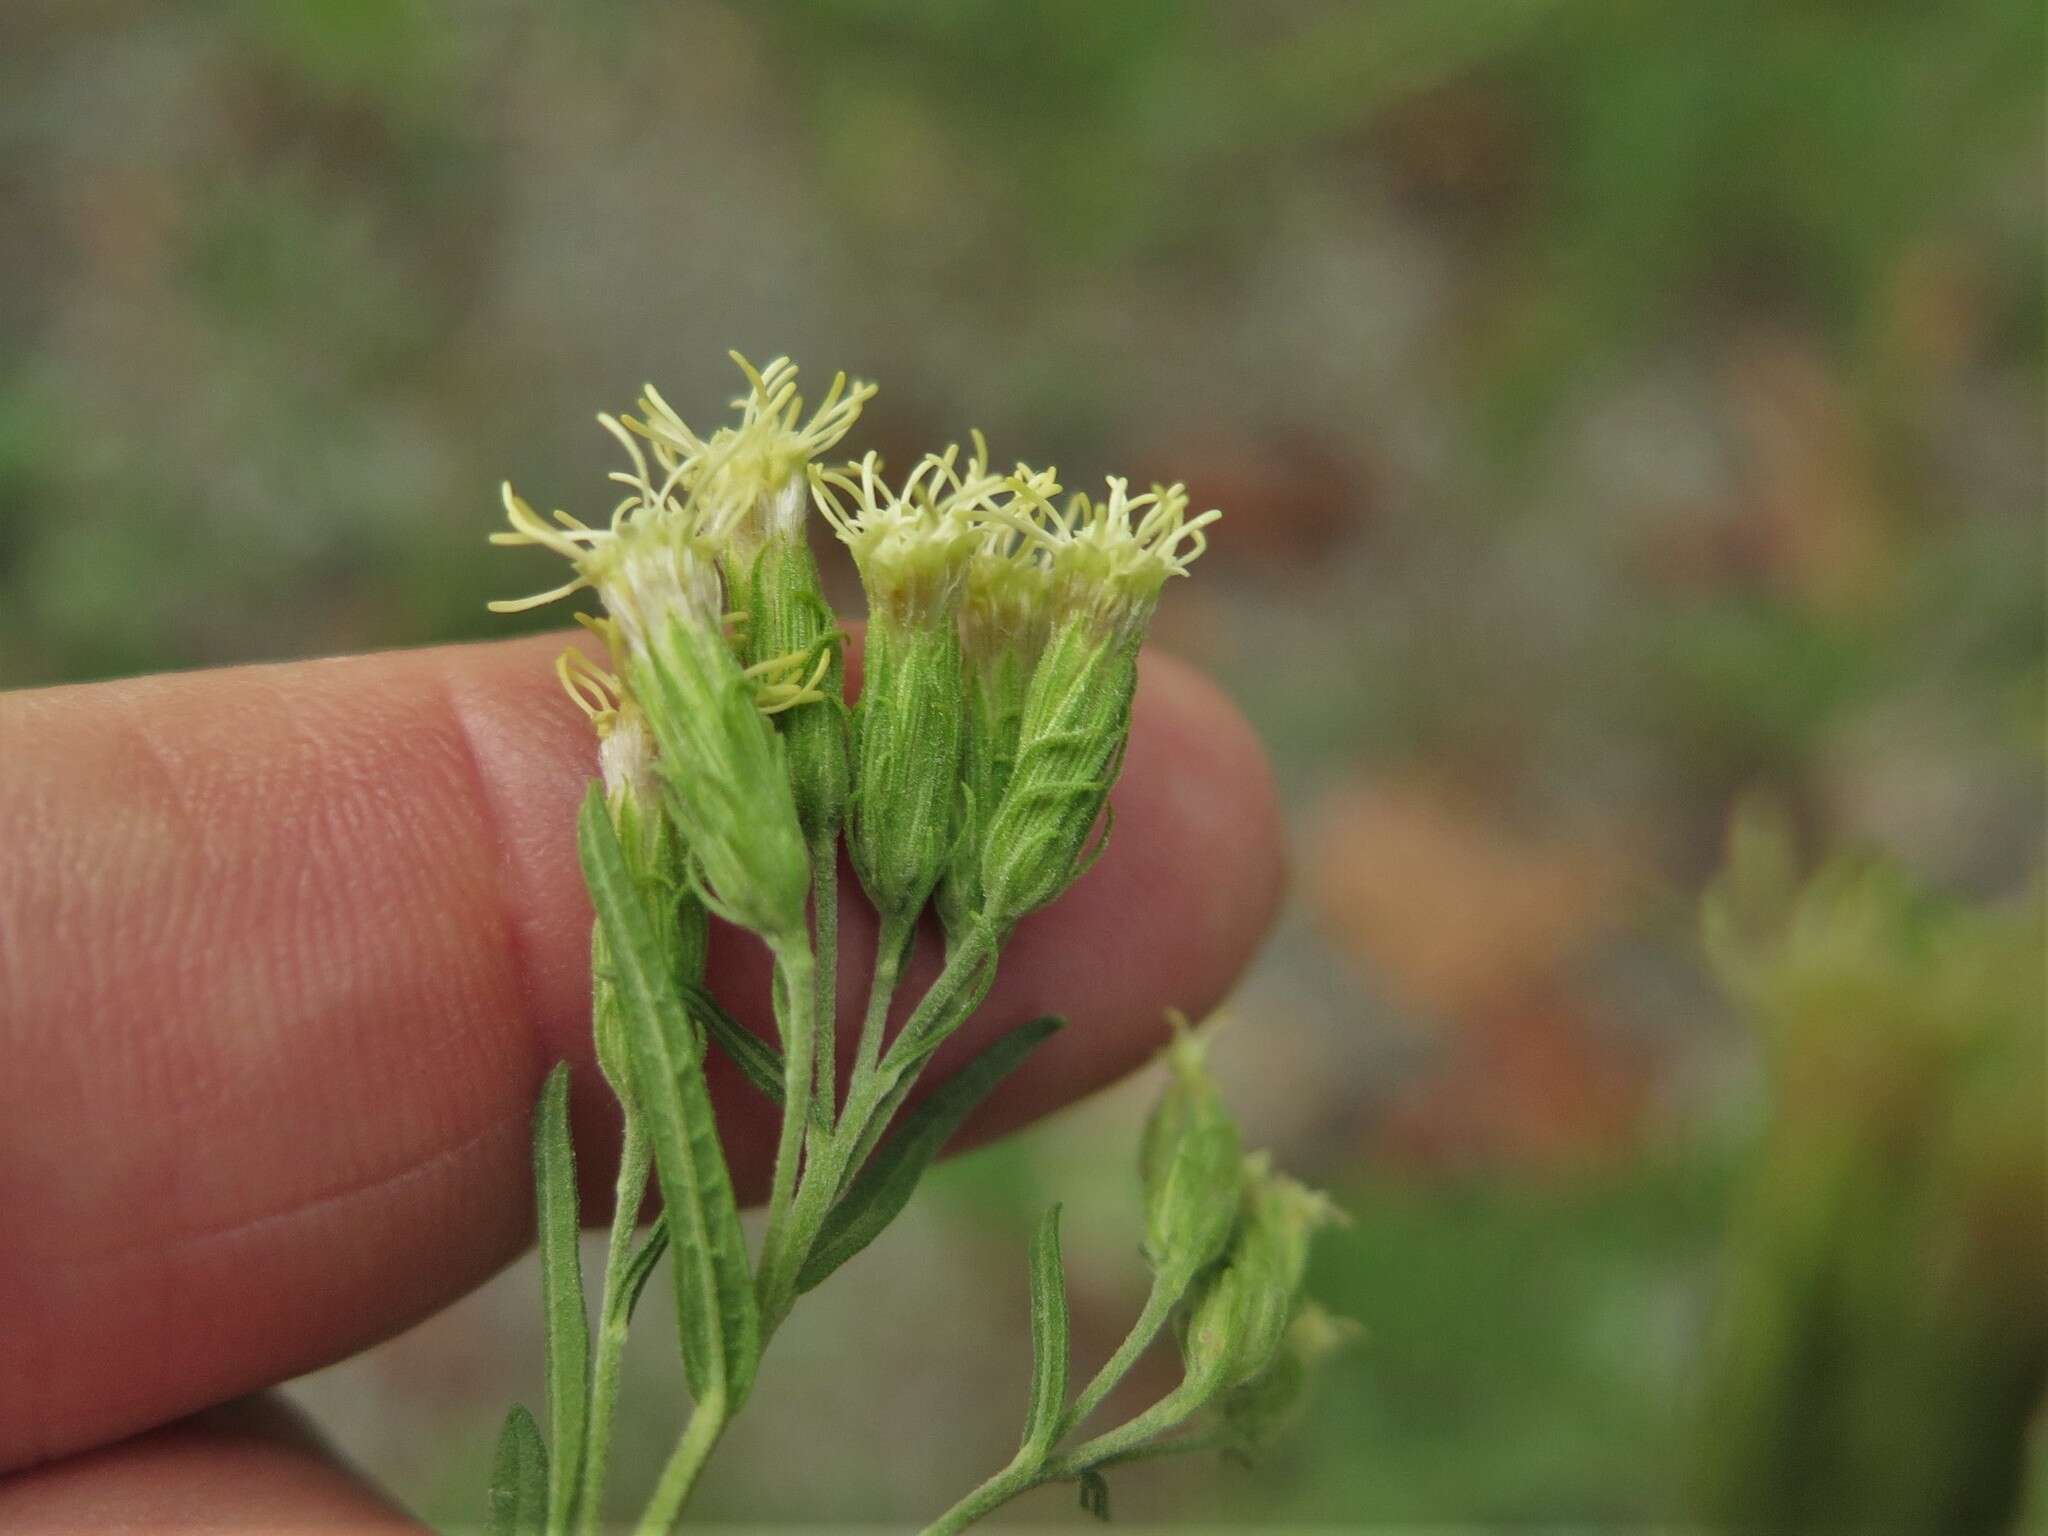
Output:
[484, 356, 1338, 1532]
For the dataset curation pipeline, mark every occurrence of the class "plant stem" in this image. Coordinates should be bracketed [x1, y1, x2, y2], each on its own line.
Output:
[1042, 1379, 1208, 1480]
[877, 917, 1000, 1081]
[632, 1388, 727, 1535]
[756, 918, 1000, 1332]
[808, 834, 839, 1128]
[1059, 1423, 1234, 1474]
[918, 1448, 1043, 1536]
[575, 1119, 653, 1536]
[1059, 1267, 1189, 1438]
[753, 935, 816, 1303]
[853, 907, 914, 1083]
[922, 1318, 1222, 1534]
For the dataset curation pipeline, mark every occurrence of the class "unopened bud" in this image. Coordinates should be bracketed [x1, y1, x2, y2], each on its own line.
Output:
[1138, 1016, 1243, 1282]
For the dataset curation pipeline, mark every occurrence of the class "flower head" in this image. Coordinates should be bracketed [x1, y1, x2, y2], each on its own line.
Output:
[555, 633, 659, 816]
[1039, 478, 1220, 644]
[810, 439, 1008, 623]
[634, 353, 873, 559]
[958, 460, 1062, 667]
[490, 414, 724, 656]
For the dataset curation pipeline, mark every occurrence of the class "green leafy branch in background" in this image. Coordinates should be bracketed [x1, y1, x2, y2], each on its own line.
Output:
[1693, 802, 2046, 1532]
[481, 355, 1337, 1531]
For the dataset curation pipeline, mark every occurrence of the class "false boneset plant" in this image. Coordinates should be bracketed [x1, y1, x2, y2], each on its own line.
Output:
[484, 356, 1341, 1533]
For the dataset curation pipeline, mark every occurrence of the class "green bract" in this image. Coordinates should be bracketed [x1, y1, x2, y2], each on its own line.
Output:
[848, 610, 967, 923]
[939, 497, 1059, 940]
[976, 612, 1135, 930]
[631, 611, 811, 945]
[738, 533, 849, 848]
[1219, 1304, 1357, 1450]
[1182, 1155, 1342, 1396]
[1138, 1019, 1243, 1283]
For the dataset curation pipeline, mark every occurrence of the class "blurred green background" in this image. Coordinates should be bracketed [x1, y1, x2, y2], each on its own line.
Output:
[3, 1, 2042, 1528]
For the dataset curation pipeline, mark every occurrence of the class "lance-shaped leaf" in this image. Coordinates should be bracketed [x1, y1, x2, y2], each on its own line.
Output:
[680, 976, 792, 1114]
[617, 1211, 670, 1325]
[489, 1404, 547, 1536]
[1020, 1204, 1070, 1461]
[797, 1015, 1063, 1294]
[531, 1063, 589, 1532]
[580, 787, 761, 1407]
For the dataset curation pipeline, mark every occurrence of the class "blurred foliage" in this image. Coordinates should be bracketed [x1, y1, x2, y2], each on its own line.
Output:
[3, 0, 2042, 1524]
[1697, 805, 2046, 1529]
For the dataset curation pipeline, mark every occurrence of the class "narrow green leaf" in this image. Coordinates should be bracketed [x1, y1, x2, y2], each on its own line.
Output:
[580, 787, 761, 1408]
[532, 1063, 588, 1535]
[1020, 1204, 1070, 1460]
[618, 1212, 670, 1324]
[797, 1015, 1063, 1294]
[681, 977, 788, 1110]
[489, 1404, 547, 1536]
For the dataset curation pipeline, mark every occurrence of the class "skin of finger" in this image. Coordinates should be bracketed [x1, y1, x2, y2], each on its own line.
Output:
[0, 1396, 421, 1533]
[0, 632, 1282, 1472]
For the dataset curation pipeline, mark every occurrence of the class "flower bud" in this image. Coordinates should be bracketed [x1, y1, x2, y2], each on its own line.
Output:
[1179, 1155, 1343, 1396]
[813, 445, 1001, 921]
[631, 609, 812, 945]
[937, 467, 1060, 940]
[974, 612, 1135, 930]
[1138, 1017, 1243, 1283]
[552, 632, 707, 1103]
[739, 532, 849, 848]
[848, 611, 965, 921]
[1219, 1303, 1359, 1450]
[975, 478, 1219, 932]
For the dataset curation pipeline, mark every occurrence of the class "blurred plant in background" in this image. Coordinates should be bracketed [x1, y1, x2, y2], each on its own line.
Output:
[1697, 804, 2044, 1531]
[2, 0, 2040, 1525]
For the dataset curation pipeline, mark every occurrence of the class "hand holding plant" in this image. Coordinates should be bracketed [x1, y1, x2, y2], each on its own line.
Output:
[0, 389, 1286, 1527]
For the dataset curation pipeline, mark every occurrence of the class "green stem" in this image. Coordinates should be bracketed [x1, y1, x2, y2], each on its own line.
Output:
[835, 917, 1000, 1189]
[575, 1119, 653, 1536]
[1059, 1267, 1190, 1438]
[757, 919, 1000, 1332]
[854, 907, 915, 1083]
[809, 835, 839, 1128]
[835, 1071, 914, 1201]
[829, 907, 915, 1196]
[631, 1388, 727, 1535]
[919, 1448, 1042, 1536]
[877, 917, 1000, 1081]
[753, 935, 816, 1303]
[1056, 1424, 1234, 1474]
[1043, 1378, 1210, 1481]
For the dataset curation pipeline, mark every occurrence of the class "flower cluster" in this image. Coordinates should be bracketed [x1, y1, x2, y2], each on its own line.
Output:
[483, 356, 1333, 1536]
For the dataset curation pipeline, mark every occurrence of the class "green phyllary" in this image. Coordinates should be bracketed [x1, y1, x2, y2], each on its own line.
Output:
[977, 478, 1218, 935]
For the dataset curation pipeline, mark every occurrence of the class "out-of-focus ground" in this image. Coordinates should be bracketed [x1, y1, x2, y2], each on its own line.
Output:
[3, 2, 2042, 1528]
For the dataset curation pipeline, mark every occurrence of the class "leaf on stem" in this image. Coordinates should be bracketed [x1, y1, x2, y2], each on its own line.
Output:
[532, 1063, 589, 1534]
[617, 1211, 670, 1326]
[681, 976, 789, 1110]
[489, 1404, 548, 1536]
[796, 1015, 1063, 1294]
[1020, 1204, 1070, 1461]
[580, 787, 762, 1408]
